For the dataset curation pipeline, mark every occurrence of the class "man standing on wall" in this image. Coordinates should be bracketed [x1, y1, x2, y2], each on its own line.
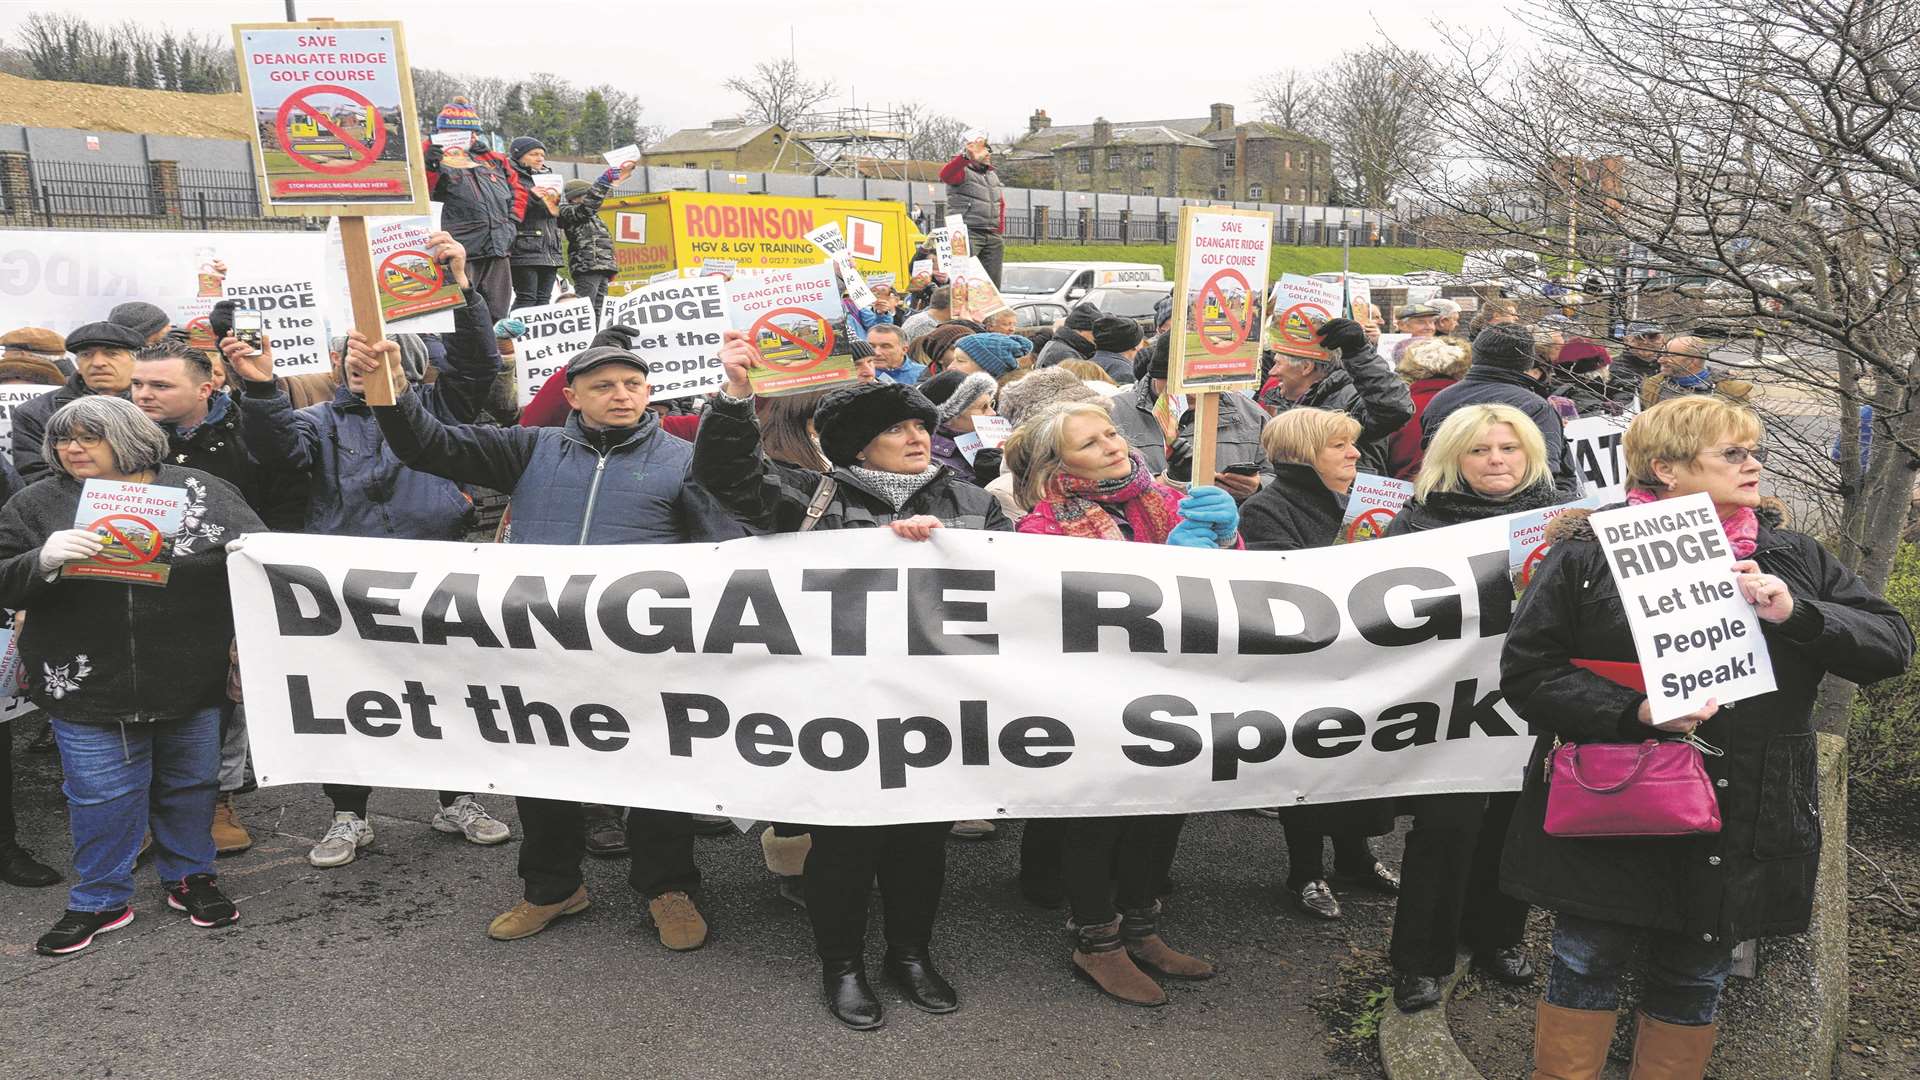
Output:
[941, 136, 1007, 287]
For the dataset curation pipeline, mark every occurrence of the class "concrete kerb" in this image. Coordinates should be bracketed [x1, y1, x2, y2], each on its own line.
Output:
[1379, 951, 1482, 1080]
[1379, 733, 1850, 1080]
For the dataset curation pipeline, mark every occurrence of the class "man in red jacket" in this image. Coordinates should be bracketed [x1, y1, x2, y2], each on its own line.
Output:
[940, 136, 1006, 286]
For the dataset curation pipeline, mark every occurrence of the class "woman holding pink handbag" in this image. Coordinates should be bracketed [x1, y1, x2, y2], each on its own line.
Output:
[1500, 396, 1912, 1079]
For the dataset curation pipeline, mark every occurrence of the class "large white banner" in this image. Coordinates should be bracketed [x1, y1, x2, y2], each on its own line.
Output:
[229, 524, 1537, 825]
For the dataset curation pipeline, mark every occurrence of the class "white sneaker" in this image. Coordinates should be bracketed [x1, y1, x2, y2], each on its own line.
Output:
[308, 811, 374, 867]
[432, 795, 510, 845]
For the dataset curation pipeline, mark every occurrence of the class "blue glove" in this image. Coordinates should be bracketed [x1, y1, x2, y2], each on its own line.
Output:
[494, 317, 528, 340]
[1178, 484, 1241, 543]
[1166, 519, 1220, 549]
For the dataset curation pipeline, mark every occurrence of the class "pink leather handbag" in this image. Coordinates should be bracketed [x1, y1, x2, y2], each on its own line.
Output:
[1544, 739, 1723, 838]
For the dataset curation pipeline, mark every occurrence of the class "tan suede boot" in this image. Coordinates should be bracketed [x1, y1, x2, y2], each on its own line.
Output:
[648, 890, 709, 951]
[1627, 1011, 1717, 1079]
[1531, 1000, 1620, 1080]
[1073, 917, 1167, 1007]
[487, 886, 590, 941]
[1121, 903, 1215, 979]
[211, 794, 253, 855]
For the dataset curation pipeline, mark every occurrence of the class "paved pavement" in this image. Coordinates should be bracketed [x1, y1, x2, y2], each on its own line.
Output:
[0, 722, 1393, 1080]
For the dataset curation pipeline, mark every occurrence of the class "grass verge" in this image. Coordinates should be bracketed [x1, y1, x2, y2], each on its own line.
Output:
[1003, 243, 1463, 277]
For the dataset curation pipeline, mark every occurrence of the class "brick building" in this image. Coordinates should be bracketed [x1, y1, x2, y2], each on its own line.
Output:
[1000, 104, 1331, 203]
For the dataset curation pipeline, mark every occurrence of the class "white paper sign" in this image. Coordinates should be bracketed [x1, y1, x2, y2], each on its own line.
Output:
[1590, 492, 1777, 721]
[1341, 473, 1416, 543]
[532, 173, 566, 195]
[971, 415, 1013, 449]
[1566, 415, 1631, 505]
[0, 385, 51, 457]
[223, 273, 329, 376]
[430, 131, 473, 151]
[604, 276, 733, 401]
[699, 258, 738, 277]
[325, 208, 457, 334]
[603, 145, 642, 169]
[806, 223, 875, 310]
[511, 298, 599, 407]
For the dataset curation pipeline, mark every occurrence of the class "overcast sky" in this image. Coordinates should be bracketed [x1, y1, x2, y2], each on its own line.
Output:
[0, 0, 1505, 138]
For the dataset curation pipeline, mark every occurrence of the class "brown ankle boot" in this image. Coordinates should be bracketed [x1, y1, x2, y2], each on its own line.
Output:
[1121, 903, 1215, 979]
[1531, 1000, 1619, 1080]
[1627, 1011, 1716, 1079]
[211, 794, 253, 855]
[1073, 917, 1166, 1007]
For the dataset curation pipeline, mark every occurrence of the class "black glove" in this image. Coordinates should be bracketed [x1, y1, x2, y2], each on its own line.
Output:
[209, 299, 239, 340]
[1165, 437, 1195, 485]
[1315, 317, 1368, 360]
[425, 144, 443, 172]
[972, 447, 1003, 486]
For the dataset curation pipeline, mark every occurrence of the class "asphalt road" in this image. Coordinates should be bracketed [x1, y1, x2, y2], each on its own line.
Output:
[0, 721, 1394, 1080]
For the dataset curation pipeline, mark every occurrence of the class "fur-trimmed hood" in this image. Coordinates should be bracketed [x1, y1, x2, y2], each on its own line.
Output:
[1544, 496, 1789, 546]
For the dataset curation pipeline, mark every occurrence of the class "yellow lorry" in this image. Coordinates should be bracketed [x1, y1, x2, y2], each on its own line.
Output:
[597, 191, 920, 294]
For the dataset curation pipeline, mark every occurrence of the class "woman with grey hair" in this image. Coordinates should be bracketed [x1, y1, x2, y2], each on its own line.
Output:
[0, 396, 265, 956]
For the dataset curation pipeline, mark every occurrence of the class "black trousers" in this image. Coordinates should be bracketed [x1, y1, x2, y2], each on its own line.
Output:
[467, 256, 513, 325]
[323, 784, 460, 816]
[516, 797, 698, 904]
[0, 724, 16, 845]
[805, 821, 948, 962]
[1283, 827, 1378, 890]
[1062, 814, 1185, 927]
[511, 264, 559, 310]
[1388, 792, 1529, 975]
[1020, 817, 1067, 886]
[974, 230, 1004, 287]
[572, 271, 613, 317]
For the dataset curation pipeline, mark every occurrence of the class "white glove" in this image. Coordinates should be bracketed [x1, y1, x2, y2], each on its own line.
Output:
[37, 528, 106, 573]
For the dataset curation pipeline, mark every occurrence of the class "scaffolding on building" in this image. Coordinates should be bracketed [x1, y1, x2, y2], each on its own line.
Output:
[790, 106, 913, 178]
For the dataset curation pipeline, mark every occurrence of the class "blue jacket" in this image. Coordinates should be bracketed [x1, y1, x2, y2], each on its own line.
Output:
[372, 392, 745, 546]
[876, 357, 928, 385]
[235, 288, 501, 540]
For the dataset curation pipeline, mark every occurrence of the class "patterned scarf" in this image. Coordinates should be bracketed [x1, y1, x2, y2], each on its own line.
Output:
[1044, 451, 1180, 542]
[848, 464, 941, 510]
[1627, 488, 1758, 557]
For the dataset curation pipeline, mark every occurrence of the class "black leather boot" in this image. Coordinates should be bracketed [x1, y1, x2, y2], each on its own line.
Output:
[0, 842, 62, 888]
[883, 945, 958, 1013]
[821, 957, 883, 1030]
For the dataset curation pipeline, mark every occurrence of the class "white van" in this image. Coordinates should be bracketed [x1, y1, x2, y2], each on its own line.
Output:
[999, 261, 1166, 307]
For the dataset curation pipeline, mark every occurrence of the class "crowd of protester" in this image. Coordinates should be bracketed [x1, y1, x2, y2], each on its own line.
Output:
[0, 113, 1909, 1079]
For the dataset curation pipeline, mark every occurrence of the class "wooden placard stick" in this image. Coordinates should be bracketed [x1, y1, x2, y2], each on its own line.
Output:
[1192, 392, 1220, 489]
[337, 216, 398, 405]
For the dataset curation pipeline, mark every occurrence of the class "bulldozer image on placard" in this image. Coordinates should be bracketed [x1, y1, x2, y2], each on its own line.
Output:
[283, 106, 378, 162]
[382, 256, 439, 298]
[1191, 288, 1254, 349]
[756, 318, 830, 365]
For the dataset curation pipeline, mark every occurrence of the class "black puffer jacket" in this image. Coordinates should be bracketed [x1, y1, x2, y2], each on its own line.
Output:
[1382, 479, 1561, 537]
[425, 142, 523, 260]
[511, 163, 564, 268]
[0, 465, 266, 724]
[1500, 504, 1912, 944]
[162, 392, 308, 531]
[1238, 461, 1344, 552]
[692, 395, 1013, 534]
[1262, 345, 1415, 475]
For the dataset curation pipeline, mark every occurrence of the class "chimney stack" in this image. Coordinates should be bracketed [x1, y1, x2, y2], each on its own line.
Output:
[1028, 109, 1051, 135]
[1092, 117, 1114, 144]
[1209, 103, 1235, 132]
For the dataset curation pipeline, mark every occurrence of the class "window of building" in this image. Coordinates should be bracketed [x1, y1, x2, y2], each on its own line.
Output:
[685, 161, 697, 167]
[1284, 151, 1292, 169]
[1249, 183, 1263, 200]
[1109, 153, 1125, 169]
[1284, 185, 1293, 201]
[1215, 184, 1229, 199]
[1223, 147, 1236, 169]
[1140, 150, 1155, 168]
[711, 160, 723, 168]
[1077, 150, 1091, 172]
[1143, 185, 1154, 196]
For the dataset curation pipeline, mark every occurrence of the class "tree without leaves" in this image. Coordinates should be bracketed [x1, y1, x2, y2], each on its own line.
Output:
[1399, 0, 1920, 736]
[1253, 68, 1325, 134]
[723, 57, 838, 129]
[899, 102, 972, 163]
[1319, 46, 1441, 207]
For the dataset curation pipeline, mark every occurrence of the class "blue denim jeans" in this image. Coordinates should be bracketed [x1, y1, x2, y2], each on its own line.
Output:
[1546, 911, 1734, 1025]
[51, 709, 222, 912]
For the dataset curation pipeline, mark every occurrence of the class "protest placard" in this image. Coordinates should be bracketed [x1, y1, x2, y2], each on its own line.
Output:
[0, 386, 50, 458]
[603, 276, 732, 401]
[728, 263, 855, 397]
[1566, 414, 1631, 504]
[230, 516, 1538, 824]
[324, 211, 459, 333]
[0, 625, 28, 724]
[944, 215, 972, 260]
[223, 272, 329, 376]
[532, 173, 566, 197]
[510, 298, 598, 407]
[1590, 492, 1778, 721]
[948, 256, 1011, 322]
[1269, 274, 1343, 361]
[1506, 495, 1606, 595]
[1341, 473, 1415, 543]
[231, 21, 427, 216]
[429, 130, 471, 152]
[63, 479, 189, 587]
[806, 222, 875, 309]
[603, 145, 642, 169]
[1167, 206, 1272, 396]
[951, 416, 1013, 465]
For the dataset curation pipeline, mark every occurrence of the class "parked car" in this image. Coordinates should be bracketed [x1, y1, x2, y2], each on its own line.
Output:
[1001, 261, 1167, 308]
[1082, 282, 1176, 333]
[1011, 302, 1069, 329]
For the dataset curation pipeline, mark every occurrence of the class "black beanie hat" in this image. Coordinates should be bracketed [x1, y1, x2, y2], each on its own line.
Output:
[509, 136, 546, 162]
[1064, 302, 1101, 332]
[1140, 332, 1171, 381]
[919, 368, 967, 406]
[592, 324, 641, 350]
[813, 381, 940, 467]
[1093, 315, 1143, 353]
[1472, 324, 1538, 372]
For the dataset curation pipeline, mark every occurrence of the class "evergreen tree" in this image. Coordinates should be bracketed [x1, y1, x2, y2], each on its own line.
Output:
[497, 83, 531, 138]
[132, 46, 156, 90]
[574, 90, 612, 153]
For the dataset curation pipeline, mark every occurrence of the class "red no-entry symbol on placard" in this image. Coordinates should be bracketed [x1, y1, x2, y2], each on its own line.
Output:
[275, 85, 388, 175]
[89, 514, 164, 566]
[185, 316, 214, 349]
[1192, 269, 1255, 356]
[1520, 543, 1550, 585]
[750, 308, 836, 373]
[378, 250, 443, 300]
[1345, 507, 1397, 543]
